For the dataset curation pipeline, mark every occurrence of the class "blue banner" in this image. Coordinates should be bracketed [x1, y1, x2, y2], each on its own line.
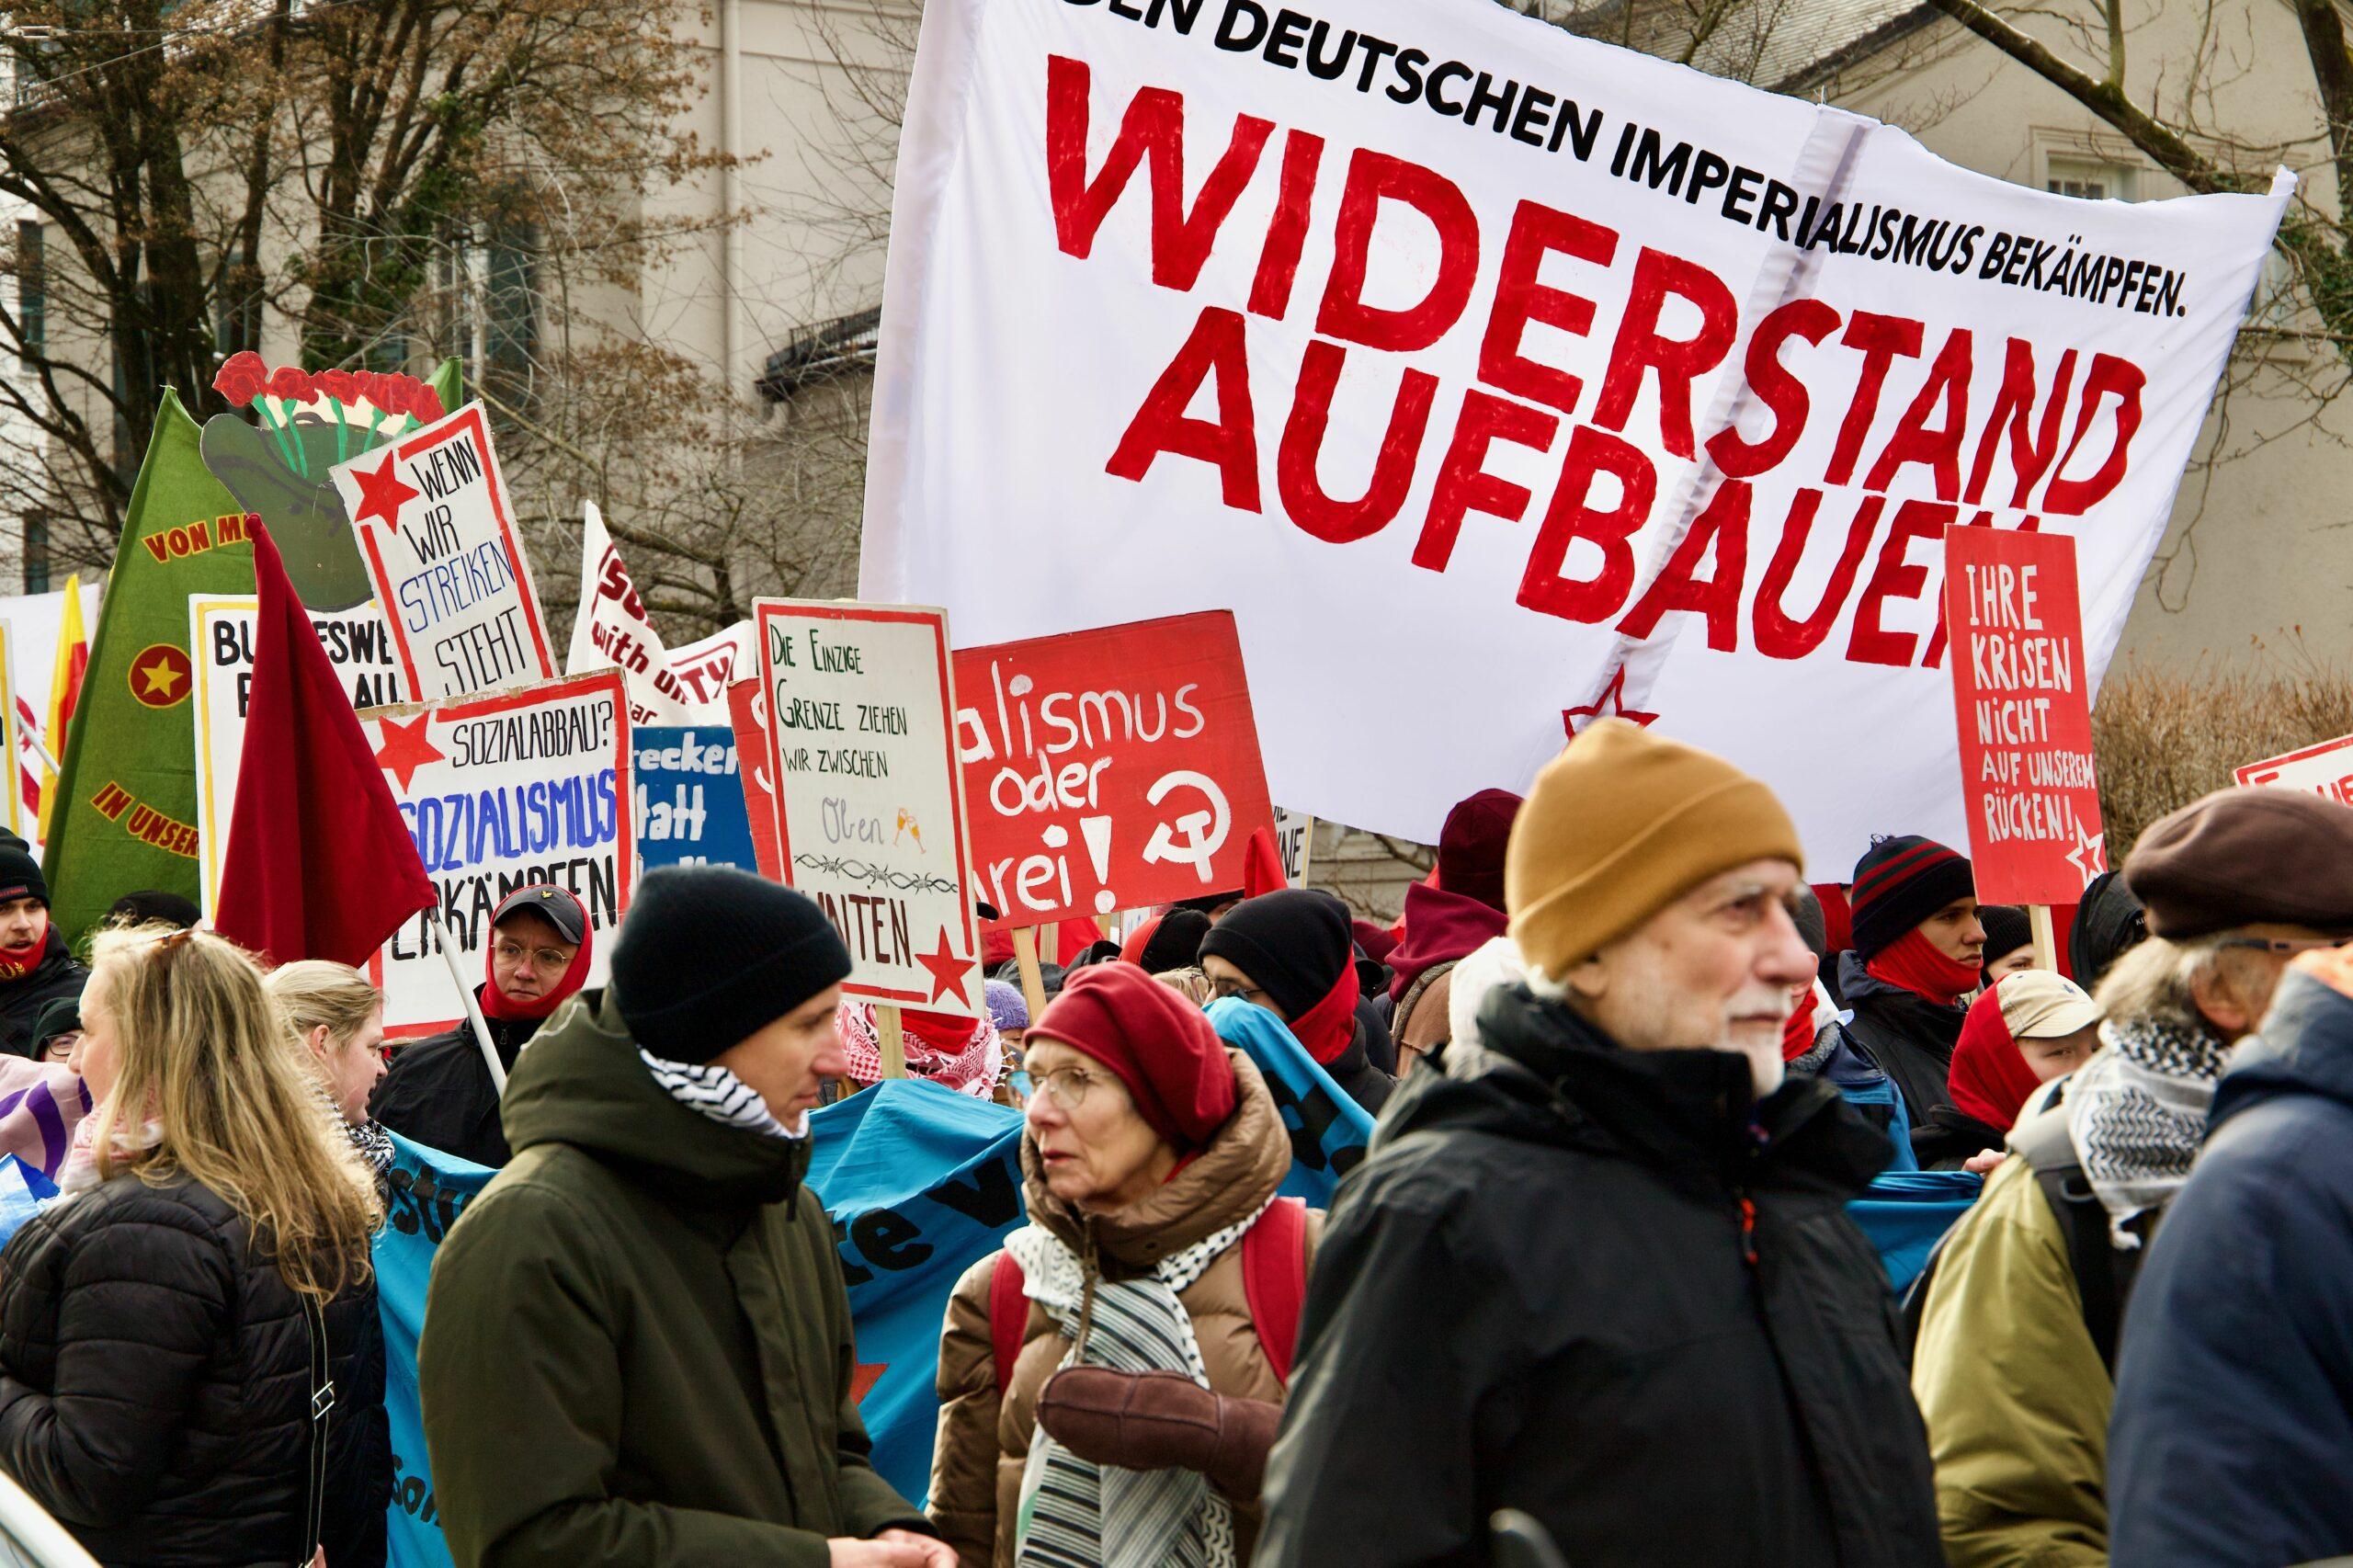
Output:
[632, 724, 759, 873]
[807, 1080, 1027, 1504]
[1850, 1169, 1984, 1293]
[1206, 996, 1374, 1206]
[378, 1132, 495, 1568]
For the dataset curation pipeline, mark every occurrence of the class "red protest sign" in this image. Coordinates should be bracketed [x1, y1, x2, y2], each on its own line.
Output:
[954, 611, 1273, 928]
[725, 677, 784, 881]
[1942, 527, 2107, 904]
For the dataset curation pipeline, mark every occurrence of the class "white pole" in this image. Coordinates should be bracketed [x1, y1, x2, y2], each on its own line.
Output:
[426, 908, 506, 1094]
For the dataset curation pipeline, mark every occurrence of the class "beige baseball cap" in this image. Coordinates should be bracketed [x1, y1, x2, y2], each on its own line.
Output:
[1995, 969, 2101, 1040]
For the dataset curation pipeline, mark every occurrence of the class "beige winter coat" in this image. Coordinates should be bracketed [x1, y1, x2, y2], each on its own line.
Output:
[927, 1051, 1319, 1568]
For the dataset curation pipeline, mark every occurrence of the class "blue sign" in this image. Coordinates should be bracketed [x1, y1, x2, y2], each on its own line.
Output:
[632, 724, 759, 873]
[1206, 996, 1374, 1206]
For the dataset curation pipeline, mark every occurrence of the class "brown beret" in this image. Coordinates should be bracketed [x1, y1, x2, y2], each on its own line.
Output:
[2123, 788, 2353, 938]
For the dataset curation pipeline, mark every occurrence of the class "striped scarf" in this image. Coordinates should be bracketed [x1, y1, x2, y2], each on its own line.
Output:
[1007, 1202, 1267, 1568]
[638, 1050, 805, 1141]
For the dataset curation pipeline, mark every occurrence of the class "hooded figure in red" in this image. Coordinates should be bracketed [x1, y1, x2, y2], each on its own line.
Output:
[1198, 890, 1392, 1116]
[371, 884, 595, 1167]
[1382, 791, 1522, 1053]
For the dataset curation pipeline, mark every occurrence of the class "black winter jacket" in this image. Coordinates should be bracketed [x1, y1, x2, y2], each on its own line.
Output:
[370, 991, 542, 1168]
[0, 1170, 388, 1567]
[1837, 951, 1968, 1128]
[0, 944, 86, 1060]
[1256, 984, 1943, 1568]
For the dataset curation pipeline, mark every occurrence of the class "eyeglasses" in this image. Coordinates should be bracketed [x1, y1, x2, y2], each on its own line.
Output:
[2217, 936, 2344, 958]
[1207, 977, 1272, 1006]
[494, 940, 573, 970]
[1034, 1065, 1103, 1111]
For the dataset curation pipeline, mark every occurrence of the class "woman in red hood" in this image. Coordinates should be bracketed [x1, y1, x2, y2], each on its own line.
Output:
[369, 884, 595, 1167]
[1382, 790, 1521, 1071]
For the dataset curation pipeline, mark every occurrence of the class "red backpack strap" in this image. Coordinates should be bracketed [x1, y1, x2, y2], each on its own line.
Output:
[1242, 1197, 1311, 1388]
[988, 1251, 1028, 1393]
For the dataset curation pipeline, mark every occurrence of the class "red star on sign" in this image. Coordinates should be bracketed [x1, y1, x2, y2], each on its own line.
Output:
[373, 713, 446, 792]
[349, 450, 418, 534]
[849, 1362, 887, 1406]
[1563, 665, 1659, 738]
[915, 926, 974, 1007]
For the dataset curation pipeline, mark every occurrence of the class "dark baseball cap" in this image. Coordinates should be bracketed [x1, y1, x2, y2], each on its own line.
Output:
[492, 884, 587, 945]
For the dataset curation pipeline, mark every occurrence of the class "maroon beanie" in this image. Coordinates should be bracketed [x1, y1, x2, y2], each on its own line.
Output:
[1437, 789, 1522, 912]
[1028, 964, 1237, 1151]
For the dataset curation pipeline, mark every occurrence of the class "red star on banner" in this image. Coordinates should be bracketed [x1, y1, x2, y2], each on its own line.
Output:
[373, 713, 446, 792]
[915, 926, 973, 1007]
[849, 1361, 887, 1406]
[350, 450, 418, 534]
[1563, 665, 1659, 738]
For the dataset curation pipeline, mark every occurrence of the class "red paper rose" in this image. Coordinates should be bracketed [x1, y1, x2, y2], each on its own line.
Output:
[266, 364, 315, 403]
[315, 369, 356, 406]
[212, 351, 268, 408]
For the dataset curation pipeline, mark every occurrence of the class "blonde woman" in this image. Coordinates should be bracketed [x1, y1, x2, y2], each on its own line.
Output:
[0, 927, 390, 1567]
[269, 959, 396, 1182]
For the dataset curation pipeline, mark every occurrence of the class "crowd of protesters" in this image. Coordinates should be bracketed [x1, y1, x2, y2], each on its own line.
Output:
[0, 723, 2349, 1566]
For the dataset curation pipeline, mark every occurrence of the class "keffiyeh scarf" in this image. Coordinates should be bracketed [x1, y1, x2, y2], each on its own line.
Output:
[2067, 1012, 2230, 1245]
[1008, 1200, 1269, 1568]
[836, 1002, 1003, 1099]
[639, 1050, 805, 1141]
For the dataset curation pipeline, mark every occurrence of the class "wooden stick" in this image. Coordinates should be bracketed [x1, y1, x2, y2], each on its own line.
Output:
[876, 1004, 907, 1079]
[1012, 927, 1050, 1028]
[2028, 903, 2059, 973]
[1040, 922, 1061, 966]
[427, 910, 507, 1095]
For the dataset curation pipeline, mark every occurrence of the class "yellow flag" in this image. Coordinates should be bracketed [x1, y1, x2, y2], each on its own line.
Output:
[36, 575, 86, 841]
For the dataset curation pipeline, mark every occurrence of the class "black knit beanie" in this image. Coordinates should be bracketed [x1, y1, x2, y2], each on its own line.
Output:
[1848, 835, 1974, 961]
[1978, 905, 2030, 970]
[1136, 908, 1211, 975]
[0, 834, 47, 906]
[611, 868, 851, 1062]
[1198, 889, 1351, 1019]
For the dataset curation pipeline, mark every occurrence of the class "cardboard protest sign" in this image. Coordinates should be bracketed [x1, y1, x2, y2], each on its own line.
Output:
[953, 611, 1274, 927]
[363, 671, 630, 1037]
[862, 0, 2292, 873]
[1272, 806, 1313, 888]
[632, 723, 760, 874]
[725, 677, 787, 880]
[331, 402, 556, 704]
[568, 504, 749, 725]
[189, 595, 405, 912]
[2236, 734, 2353, 801]
[1941, 527, 2105, 903]
[756, 601, 981, 1016]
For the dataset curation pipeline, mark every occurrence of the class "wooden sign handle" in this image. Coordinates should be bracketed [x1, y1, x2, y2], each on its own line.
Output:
[875, 1004, 907, 1079]
[2028, 904, 2059, 974]
[1011, 927, 1050, 1029]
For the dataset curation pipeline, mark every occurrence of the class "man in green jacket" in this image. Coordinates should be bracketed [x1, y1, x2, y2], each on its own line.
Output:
[419, 867, 952, 1568]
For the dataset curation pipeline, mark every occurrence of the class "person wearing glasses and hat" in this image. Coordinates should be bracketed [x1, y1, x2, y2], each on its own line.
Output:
[372, 883, 594, 1168]
[1912, 787, 2353, 1568]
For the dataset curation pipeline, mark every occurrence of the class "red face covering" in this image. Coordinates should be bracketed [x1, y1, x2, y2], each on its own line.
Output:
[1949, 982, 2044, 1131]
[1865, 927, 1982, 1006]
[1288, 960, 1361, 1066]
[0, 919, 55, 983]
[1782, 983, 1822, 1062]
[481, 895, 595, 1022]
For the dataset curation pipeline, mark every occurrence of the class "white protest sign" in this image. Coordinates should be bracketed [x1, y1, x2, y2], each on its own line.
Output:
[189, 595, 404, 913]
[360, 670, 631, 1037]
[754, 599, 982, 1017]
[331, 401, 557, 704]
[862, 0, 2291, 872]
[1273, 805, 1313, 887]
[2236, 734, 2353, 802]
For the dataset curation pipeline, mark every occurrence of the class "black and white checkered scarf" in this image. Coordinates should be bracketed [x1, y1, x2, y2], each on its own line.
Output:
[2066, 1012, 2229, 1244]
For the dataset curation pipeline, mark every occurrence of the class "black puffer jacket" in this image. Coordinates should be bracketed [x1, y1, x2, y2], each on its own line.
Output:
[1256, 984, 1942, 1568]
[0, 942, 87, 1060]
[370, 991, 542, 1168]
[0, 1170, 388, 1566]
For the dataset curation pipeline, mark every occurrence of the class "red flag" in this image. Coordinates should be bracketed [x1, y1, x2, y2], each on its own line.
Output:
[213, 524, 435, 967]
[1241, 825, 1286, 899]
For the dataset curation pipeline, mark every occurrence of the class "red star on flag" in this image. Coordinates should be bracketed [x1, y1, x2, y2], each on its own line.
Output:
[373, 713, 446, 792]
[915, 926, 974, 1007]
[349, 450, 418, 534]
[849, 1361, 887, 1406]
[1563, 665, 1659, 738]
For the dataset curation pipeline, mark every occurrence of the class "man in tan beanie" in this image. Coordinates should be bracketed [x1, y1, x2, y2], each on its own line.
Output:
[1256, 721, 1941, 1568]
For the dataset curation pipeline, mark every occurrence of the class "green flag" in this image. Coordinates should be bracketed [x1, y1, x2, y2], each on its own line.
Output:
[44, 389, 254, 940]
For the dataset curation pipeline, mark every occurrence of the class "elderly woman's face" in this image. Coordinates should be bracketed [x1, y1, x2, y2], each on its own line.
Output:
[1022, 1039, 1176, 1214]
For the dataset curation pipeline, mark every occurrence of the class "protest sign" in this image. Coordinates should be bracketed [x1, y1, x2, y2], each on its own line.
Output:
[756, 600, 981, 1016]
[1940, 527, 2104, 904]
[378, 1131, 493, 1568]
[632, 723, 760, 874]
[862, 0, 2292, 873]
[332, 402, 555, 704]
[364, 671, 630, 1036]
[1272, 805, 1313, 887]
[0, 623, 23, 839]
[189, 595, 404, 911]
[726, 676, 787, 879]
[2236, 733, 2353, 801]
[568, 504, 748, 725]
[807, 1080, 1027, 1502]
[954, 611, 1274, 927]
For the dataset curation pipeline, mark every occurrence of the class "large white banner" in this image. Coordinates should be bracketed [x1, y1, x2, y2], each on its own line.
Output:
[862, 0, 2291, 872]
